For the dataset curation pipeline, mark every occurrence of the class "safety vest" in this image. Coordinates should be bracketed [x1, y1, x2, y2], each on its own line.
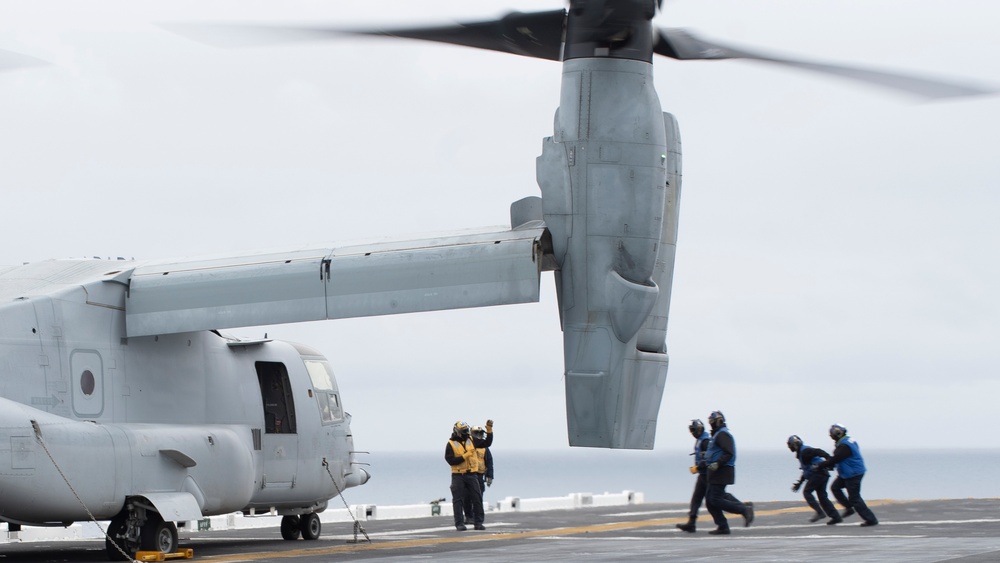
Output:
[799, 445, 819, 478]
[835, 436, 866, 478]
[693, 431, 710, 463]
[705, 427, 736, 467]
[449, 439, 481, 474]
[474, 446, 487, 474]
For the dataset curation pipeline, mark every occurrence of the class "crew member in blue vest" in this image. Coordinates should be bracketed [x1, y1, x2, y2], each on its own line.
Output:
[787, 435, 840, 524]
[817, 424, 878, 527]
[445, 420, 485, 531]
[702, 411, 754, 535]
[677, 419, 711, 533]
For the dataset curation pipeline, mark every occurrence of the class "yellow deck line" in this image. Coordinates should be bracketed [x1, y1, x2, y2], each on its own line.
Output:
[200, 500, 901, 562]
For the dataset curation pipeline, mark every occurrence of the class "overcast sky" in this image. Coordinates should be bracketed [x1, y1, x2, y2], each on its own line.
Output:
[2, 1, 998, 455]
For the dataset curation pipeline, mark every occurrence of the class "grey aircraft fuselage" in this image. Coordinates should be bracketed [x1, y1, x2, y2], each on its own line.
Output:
[0, 263, 367, 527]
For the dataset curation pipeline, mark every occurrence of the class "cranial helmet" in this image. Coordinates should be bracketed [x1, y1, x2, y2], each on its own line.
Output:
[787, 435, 803, 452]
[829, 424, 847, 441]
[471, 426, 487, 440]
[708, 410, 726, 430]
[453, 420, 471, 436]
[688, 419, 705, 437]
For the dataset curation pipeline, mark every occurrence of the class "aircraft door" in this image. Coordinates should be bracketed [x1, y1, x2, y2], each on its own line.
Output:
[255, 361, 299, 490]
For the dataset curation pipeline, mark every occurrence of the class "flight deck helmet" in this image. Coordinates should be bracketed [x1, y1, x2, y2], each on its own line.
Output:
[471, 426, 487, 440]
[688, 419, 705, 438]
[453, 420, 471, 438]
[829, 424, 847, 442]
[708, 410, 726, 430]
[787, 435, 803, 453]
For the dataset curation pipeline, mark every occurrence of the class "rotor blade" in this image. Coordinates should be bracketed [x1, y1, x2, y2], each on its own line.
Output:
[654, 28, 994, 100]
[0, 49, 48, 72]
[161, 10, 567, 61]
[355, 10, 566, 61]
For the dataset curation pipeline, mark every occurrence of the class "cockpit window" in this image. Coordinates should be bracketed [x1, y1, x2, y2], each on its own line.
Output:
[304, 359, 343, 423]
[305, 360, 334, 391]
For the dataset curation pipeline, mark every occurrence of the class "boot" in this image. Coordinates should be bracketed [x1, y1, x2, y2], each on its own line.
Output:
[676, 517, 696, 533]
[809, 511, 825, 523]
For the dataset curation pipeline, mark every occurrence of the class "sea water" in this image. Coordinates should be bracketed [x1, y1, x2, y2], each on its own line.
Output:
[339, 448, 1000, 508]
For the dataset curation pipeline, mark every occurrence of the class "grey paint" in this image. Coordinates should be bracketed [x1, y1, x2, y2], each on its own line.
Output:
[539, 58, 676, 449]
[0, 6, 689, 549]
[125, 227, 545, 337]
[0, 272, 367, 534]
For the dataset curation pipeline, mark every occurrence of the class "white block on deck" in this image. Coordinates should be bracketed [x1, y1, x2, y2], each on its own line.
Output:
[497, 497, 521, 512]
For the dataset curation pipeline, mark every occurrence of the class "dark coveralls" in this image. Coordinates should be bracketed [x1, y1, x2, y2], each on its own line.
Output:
[819, 435, 878, 525]
[445, 434, 484, 528]
[704, 425, 752, 531]
[686, 431, 711, 521]
[463, 432, 494, 520]
[796, 445, 838, 518]
[484, 449, 494, 484]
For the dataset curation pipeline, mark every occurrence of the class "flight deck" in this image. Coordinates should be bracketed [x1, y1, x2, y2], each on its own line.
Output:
[3, 498, 997, 562]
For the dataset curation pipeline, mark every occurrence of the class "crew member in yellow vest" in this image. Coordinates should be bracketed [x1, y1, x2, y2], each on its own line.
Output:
[445, 420, 484, 530]
[464, 420, 494, 522]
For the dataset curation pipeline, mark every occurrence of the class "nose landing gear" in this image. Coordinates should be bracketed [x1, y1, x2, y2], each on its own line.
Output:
[280, 512, 322, 541]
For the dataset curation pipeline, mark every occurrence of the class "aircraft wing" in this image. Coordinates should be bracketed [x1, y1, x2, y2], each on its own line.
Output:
[124, 226, 546, 337]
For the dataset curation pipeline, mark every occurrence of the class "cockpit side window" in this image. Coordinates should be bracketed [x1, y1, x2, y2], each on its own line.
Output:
[255, 361, 297, 434]
[304, 359, 343, 424]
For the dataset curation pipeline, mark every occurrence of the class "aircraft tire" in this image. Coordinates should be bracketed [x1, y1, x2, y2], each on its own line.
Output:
[299, 512, 321, 540]
[105, 514, 137, 561]
[280, 515, 302, 540]
[140, 513, 178, 554]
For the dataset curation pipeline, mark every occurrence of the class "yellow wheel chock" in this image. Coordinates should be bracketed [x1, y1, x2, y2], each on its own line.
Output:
[135, 548, 194, 561]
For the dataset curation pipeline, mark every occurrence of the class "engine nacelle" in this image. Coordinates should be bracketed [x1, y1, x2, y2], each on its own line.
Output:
[536, 57, 680, 449]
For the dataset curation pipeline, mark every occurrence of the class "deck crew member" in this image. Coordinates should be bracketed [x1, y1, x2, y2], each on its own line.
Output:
[818, 424, 878, 527]
[445, 420, 484, 531]
[464, 420, 494, 522]
[704, 410, 755, 535]
[787, 435, 840, 524]
[677, 419, 710, 533]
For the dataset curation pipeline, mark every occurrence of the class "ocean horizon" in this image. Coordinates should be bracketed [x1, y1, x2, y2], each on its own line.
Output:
[341, 448, 1000, 508]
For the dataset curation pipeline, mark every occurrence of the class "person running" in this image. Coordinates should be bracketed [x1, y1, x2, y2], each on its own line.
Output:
[818, 424, 878, 527]
[703, 411, 754, 535]
[787, 434, 840, 524]
[677, 419, 710, 533]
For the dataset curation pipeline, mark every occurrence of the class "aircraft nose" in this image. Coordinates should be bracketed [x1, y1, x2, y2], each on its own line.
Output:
[344, 467, 370, 488]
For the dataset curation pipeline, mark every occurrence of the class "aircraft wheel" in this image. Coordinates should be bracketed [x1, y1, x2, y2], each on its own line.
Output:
[299, 512, 321, 540]
[105, 514, 138, 561]
[280, 515, 301, 540]
[140, 513, 178, 554]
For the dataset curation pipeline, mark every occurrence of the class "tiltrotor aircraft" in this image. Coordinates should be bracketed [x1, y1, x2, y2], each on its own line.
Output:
[0, 1, 989, 559]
